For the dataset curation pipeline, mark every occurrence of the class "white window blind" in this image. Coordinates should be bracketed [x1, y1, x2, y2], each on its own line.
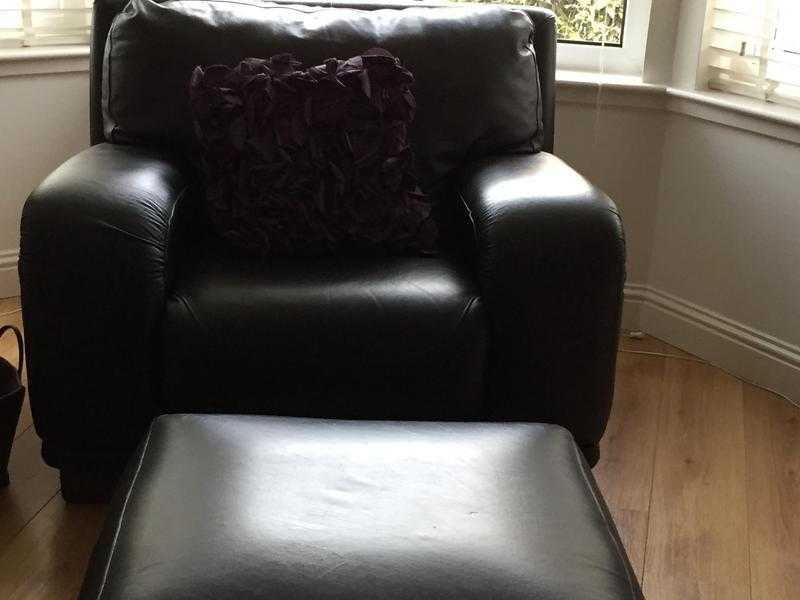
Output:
[0, 0, 93, 48]
[704, 0, 800, 108]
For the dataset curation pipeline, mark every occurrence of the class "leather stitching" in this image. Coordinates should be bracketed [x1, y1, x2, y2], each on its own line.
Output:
[457, 191, 481, 253]
[571, 439, 641, 600]
[93, 423, 154, 600]
[103, 8, 121, 143]
[525, 18, 543, 152]
[163, 183, 190, 290]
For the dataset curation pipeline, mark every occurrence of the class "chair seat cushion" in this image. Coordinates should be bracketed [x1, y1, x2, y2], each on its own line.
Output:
[162, 241, 488, 418]
[79, 415, 642, 600]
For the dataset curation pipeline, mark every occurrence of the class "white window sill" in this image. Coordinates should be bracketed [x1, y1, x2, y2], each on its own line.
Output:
[665, 87, 800, 141]
[557, 70, 800, 146]
[556, 70, 667, 110]
[0, 45, 89, 77]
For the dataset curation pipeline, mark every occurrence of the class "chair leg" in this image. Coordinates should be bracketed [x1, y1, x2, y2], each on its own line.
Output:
[60, 460, 122, 503]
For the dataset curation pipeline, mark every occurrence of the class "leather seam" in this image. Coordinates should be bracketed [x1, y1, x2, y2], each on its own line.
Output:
[526, 18, 543, 152]
[458, 295, 481, 327]
[163, 183, 190, 286]
[162, 0, 382, 17]
[572, 440, 640, 600]
[93, 424, 154, 600]
[456, 191, 481, 253]
[103, 7, 122, 143]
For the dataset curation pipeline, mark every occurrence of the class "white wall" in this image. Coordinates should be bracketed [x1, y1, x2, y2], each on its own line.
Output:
[554, 81, 800, 404]
[651, 115, 800, 340]
[0, 71, 89, 295]
[641, 112, 800, 401]
[555, 100, 665, 288]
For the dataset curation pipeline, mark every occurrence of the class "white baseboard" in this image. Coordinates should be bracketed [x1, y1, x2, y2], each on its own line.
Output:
[623, 283, 800, 407]
[621, 283, 646, 331]
[0, 249, 19, 299]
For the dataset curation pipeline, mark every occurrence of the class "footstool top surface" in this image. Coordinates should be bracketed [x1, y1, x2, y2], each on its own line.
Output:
[80, 415, 641, 600]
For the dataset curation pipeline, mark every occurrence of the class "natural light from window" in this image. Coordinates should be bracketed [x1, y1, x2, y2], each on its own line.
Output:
[770, 0, 800, 103]
[705, 0, 800, 108]
[1, 0, 630, 48]
[457, 0, 627, 45]
[0, 0, 93, 48]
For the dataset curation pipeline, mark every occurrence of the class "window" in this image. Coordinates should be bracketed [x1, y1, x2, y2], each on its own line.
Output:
[2, 0, 629, 49]
[0, 0, 93, 48]
[0, 0, 633, 50]
[703, 0, 800, 108]
[459, 0, 628, 46]
[460, 0, 649, 75]
[0, 0, 649, 77]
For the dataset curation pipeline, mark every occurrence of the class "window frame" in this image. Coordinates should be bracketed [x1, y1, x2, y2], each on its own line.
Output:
[1, 0, 656, 79]
[699, 0, 800, 109]
[0, 0, 93, 49]
[556, 0, 653, 76]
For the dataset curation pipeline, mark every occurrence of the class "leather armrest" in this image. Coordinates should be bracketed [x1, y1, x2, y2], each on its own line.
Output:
[457, 152, 625, 463]
[20, 143, 193, 464]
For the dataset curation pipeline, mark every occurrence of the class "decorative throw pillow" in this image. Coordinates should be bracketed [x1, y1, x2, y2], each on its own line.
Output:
[189, 49, 437, 256]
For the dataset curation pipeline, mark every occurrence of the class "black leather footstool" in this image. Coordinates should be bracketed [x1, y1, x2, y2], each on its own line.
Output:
[79, 415, 642, 599]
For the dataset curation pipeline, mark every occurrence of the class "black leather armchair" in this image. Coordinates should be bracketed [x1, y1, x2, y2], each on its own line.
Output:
[20, 0, 624, 502]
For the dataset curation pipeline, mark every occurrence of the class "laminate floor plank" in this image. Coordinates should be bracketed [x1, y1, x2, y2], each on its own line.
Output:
[0, 428, 60, 552]
[0, 496, 106, 600]
[593, 351, 664, 580]
[642, 360, 750, 600]
[743, 385, 800, 600]
[0, 297, 21, 317]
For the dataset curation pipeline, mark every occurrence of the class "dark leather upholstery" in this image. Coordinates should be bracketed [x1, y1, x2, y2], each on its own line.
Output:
[103, 1, 542, 186]
[22, 0, 624, 500]
[90, 0, 557, 153]
[20, 143, 192, 465]
[164, 242, 488, 419]
[457, 153, 626, 462]
[79, 415, 643, 600]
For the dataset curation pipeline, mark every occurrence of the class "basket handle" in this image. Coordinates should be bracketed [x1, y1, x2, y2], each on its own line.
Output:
[0, 325, 23, 377]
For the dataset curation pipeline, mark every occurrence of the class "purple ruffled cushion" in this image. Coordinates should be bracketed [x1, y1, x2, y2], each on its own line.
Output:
[189, 49, 437, 256]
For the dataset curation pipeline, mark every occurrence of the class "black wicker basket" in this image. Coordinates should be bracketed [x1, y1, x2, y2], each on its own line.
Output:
[0, 325, 24, 487]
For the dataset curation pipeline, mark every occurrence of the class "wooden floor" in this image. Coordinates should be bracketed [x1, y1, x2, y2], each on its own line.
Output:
[0, 297, 797, 599]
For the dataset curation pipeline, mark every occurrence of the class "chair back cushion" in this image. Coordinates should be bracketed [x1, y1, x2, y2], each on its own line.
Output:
[102, 0, 542, 185]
